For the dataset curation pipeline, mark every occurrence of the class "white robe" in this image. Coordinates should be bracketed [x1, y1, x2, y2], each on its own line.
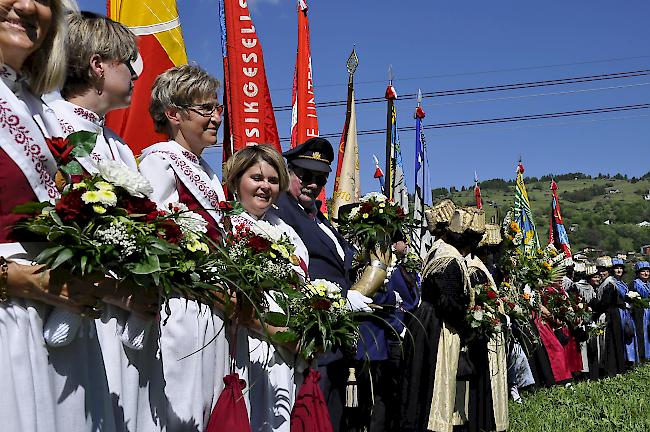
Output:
[230, 212, 309, 432]
[139, 141, 229, 431]
[0, 65, 115, 432]
[50, 98, 160, 432]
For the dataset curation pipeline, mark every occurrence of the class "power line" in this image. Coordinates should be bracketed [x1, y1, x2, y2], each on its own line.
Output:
[293, 103, 650, 140]
[271, 69, 650, 112]
[269, 54, 650, 92]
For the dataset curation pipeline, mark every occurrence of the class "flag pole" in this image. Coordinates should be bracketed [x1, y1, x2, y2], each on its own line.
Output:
[333, 47, 358, 195]
[385, 66, 397, 200]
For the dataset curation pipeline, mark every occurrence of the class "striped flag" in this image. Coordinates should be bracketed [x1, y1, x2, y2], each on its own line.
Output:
[391, 104, 409, 214]
[513, 161, 540, 253]
[106, 0, 188, 154]
[549, 180, 572, 257]
[412, 91, 432, 258]
[219, 0, 281, 162]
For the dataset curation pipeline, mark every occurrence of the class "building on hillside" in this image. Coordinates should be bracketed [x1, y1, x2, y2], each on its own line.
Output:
[638, 221, 650, 227]
[569, 224, 579, 232]
[606, 187, 620, 194]
[642, 245, 650, 255]
[644, 191, 650, 201]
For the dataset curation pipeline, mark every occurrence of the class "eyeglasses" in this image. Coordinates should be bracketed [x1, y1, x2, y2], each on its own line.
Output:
[291, 165, 329, 186]
[183, 102, 224, 118]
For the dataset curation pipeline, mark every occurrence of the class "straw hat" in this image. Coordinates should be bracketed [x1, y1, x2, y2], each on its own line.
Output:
[563, 257, 575, 268]
[465, 207, 486, 235]
[595, 256, 613, 269]
[448, 208, 470, 234]
[425, 199, 456, 231]
[478, 223, 502, 247]
[573, 261, 586, 274]
[585, 264, 598, 277]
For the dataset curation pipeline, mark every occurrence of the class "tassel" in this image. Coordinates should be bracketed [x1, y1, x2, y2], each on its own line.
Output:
[345, 367, 358, 408]
[121, 314, 152, 350]
[43, 307, 82, 347]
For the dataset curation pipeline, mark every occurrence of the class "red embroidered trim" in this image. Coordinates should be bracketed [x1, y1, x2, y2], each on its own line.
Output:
[73, 106, 100, 123]
[58, 118, 75, 135]
[150, 150, 220, 209]
[182, 150, 199, 164]
[0, 98, 58, 198]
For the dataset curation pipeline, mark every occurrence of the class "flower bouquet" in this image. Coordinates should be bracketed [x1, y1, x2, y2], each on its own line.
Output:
[266, 279, 360, 361]
[466, 283, 504, 340]
[625, 291, 650, 309]
[336, 192, 407, 297]
[213, 218, 303, 318]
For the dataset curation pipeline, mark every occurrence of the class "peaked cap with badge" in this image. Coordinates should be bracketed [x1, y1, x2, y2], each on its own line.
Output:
[282, 137, 334, 173]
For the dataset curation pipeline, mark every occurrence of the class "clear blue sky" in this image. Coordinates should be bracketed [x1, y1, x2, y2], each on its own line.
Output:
[79, 0, 650, 195]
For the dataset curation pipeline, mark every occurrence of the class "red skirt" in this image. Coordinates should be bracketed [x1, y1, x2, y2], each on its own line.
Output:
[535, 318, 572, 383]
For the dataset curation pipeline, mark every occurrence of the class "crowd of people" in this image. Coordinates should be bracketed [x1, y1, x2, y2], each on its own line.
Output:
[2, 3, 650, 432]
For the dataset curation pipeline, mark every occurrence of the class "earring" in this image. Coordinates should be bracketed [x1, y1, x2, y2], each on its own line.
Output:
[96, 72, 105, 96]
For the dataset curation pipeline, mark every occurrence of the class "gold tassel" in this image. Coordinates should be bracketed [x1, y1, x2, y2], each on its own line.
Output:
[345, 367, 358, 408]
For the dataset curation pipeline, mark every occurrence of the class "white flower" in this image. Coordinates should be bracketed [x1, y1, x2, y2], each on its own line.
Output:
[627, 291, 640, 299]
[349, 206, 360, 219]
[360, 191, 387, 203]
[249, 219, 283, 242]
[310, 279, 343, 298]
[97, 160, 153, 198]
[473, 310, 484, 321]
[168, 202, 208, 235]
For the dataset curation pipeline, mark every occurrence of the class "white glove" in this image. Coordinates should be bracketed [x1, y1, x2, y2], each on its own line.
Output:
[347, 290, 373, 312]
[394, 291, 403, 309]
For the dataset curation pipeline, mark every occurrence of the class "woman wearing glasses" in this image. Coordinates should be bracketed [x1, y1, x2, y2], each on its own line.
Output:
[138, 64, 228, 430]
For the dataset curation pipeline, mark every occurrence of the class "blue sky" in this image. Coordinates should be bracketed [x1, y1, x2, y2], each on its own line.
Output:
[80, 0, 650, 195]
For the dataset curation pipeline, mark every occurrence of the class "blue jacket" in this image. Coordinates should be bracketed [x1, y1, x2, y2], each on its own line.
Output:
[268, 192, 354, 296]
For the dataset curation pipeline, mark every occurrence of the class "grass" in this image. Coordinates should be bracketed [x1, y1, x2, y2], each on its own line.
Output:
[509, 364, 650, 431]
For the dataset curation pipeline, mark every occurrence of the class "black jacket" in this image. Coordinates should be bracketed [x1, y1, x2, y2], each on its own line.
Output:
[268, 192, 354, 296]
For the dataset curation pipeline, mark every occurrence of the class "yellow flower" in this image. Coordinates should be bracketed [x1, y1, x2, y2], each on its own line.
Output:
[97, 190, 117, 206]
[543, 262, 552, 270]
[522, 292, 531, 300]
[271, 243, 290, 259]
[92, 205, 106, 214]
[94, 181, 114, 191]
[379, 209, 384, 214]
[509, 221, 520, 233]
[82, 190, 100, 203]
[379, 203, 386, 208]
[72, 182, 87, 190]
[362, 213, 369, 219]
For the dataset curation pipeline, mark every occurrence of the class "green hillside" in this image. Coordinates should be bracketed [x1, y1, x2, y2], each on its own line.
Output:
[437, 173, 650, 256]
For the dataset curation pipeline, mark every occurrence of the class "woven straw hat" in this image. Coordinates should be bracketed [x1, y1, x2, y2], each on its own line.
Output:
[465, 207, 486, 234]
[585, 264, 598, 277]
[448, 208, 469, 234]
[478, 223, 502, 247]
[425, 199, 456, 231]
[595, 256, 613, 269]
[573, 261, 586, 273]
[563, 257, 575, 267]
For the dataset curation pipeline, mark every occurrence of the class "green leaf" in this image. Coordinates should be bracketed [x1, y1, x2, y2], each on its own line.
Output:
[264, 311, 289, 327]
[50, 248, 75, 269]
[61, 161, 84, 175]
[34, 245, 65, 263]
[130, 254, 161, 275]
[68, 131, 98, 157]
[272, 330, 299, 344]
[12, 201, 49, 215]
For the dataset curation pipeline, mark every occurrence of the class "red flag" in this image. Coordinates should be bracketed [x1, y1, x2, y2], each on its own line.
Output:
[106, 0, 187, 155]
[290, 0, 327, 214]
[219, 0, 281, 163]
[290, 0, 319, 147]
[474, 172, 483, 209]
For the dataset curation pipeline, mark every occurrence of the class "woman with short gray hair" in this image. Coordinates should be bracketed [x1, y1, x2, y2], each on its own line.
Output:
[139, 64, 230, 430]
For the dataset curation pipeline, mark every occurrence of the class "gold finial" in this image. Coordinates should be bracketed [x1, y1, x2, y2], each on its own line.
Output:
[346, 47, 359, 76]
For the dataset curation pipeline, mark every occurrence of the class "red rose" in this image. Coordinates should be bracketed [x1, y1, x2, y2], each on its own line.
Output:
[359, 202, 373, 214]
[218, 201, 234, 211]
[487, 290, 498, 300]
[247, 235, 271, 253]
[311, 298, 332, 311]
[123, 196, 158, 217]
[158, 220, 182, 244]
[46, 137, 74, 165]
[396, 206, 406, 219]
[146, 210, 167, 223]
[55, 189, 87, 223]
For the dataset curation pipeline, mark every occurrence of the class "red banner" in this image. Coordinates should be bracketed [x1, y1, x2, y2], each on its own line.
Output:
[219, 0, 281, 163]
[290, 0, 319, 147]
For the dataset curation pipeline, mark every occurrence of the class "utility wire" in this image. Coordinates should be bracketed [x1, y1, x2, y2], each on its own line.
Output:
[290, 103, 650, 140]
[272, 69, 650, 112]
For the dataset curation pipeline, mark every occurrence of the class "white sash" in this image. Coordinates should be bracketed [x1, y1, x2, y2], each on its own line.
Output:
[49, 99, 137, 174]
[140, 141, 225, 223]
[0, 65, 60, 202]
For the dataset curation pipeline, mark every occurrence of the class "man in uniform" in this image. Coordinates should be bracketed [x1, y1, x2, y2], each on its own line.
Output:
[268, 137, 372, 431]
